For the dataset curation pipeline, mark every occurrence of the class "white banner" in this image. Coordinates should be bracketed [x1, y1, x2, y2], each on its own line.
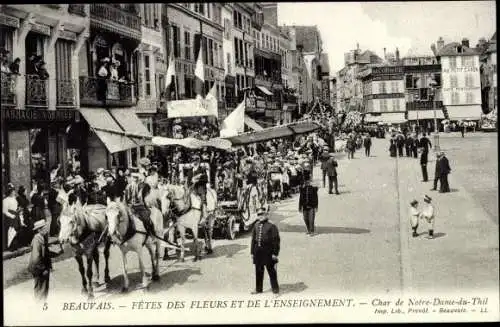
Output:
[167, 97, 218, 118]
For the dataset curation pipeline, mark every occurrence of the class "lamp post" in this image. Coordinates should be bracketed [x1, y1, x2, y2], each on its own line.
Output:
[429, 77, 440, 152]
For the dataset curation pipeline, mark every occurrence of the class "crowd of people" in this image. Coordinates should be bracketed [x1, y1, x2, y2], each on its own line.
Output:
[2, 131, 328, 253]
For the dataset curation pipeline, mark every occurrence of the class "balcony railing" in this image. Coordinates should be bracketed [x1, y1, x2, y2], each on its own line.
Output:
[56, 79, 76, 107]
[90, 4, 141, 31]
[406, 101, 443, 111]
[26, 75, 48, 108]
[68, 4, 86, 16]
[1, 72, 16, 107]
[79, 76, 135, 107]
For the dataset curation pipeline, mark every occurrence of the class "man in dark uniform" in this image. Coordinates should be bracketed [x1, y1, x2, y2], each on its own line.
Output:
[431, 152, 442, 191]
[419, 133, 432, 182]
[250, 208, 280, 295]
[299, 171, 318, 235]
[438, 151, 451, 193]
[325, 154, 339, 195]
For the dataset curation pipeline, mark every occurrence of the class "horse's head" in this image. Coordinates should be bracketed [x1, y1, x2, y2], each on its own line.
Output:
[58, 203, 79, 245]
[105, 201, 125, 244]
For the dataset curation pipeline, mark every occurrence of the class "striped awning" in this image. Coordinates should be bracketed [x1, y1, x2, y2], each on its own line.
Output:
[79, 108, 137, 153]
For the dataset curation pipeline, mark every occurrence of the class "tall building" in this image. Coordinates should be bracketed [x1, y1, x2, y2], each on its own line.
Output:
[403, 55, 444, 130]
[220, 3, 237, 118]
[319, 52, 331, 106]
[250, 2, 283, 126]
[359, 64, 406, 124]
[1, 4, 91, 191]
[337, 45, 384, 113]
[478, 32, 497, 114]
[436, 38, 482, 121]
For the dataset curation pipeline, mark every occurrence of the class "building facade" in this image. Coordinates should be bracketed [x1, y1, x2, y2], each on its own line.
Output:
[360, 65, 406, 124]
[403, 55, 444, 129]
[1, 4, 90, 192]
[437, 39, 482, 121]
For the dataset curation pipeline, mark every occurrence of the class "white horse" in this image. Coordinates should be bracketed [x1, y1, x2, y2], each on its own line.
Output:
[105, 198, 163, 292]
[161, 183, 217, 262]
[58, 193, 111, 299]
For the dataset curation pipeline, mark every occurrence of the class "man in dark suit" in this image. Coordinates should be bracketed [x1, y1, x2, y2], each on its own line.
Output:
[438, 151, 451, 193]
[325, 155, 339, 195]
[431, 152, 442, 191]
[419, 133, 432, 182]
[250, 209, 280, 295]
[363, 134, 372, 157]
[419, 133, 432, 153]
[299, 172, 318, 235]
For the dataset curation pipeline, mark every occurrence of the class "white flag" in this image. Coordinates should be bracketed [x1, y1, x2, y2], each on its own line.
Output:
[221, 96, 245, 134]
[165, 56, 176, 90]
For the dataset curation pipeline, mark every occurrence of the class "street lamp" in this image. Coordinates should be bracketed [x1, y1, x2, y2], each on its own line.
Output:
[429, 77, 440, 152]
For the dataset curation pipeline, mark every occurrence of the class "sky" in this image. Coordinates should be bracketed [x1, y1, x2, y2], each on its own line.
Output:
[277, 1, 496, 74]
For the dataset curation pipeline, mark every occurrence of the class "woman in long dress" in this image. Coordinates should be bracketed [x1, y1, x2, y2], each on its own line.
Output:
[389, 139, 397, 157]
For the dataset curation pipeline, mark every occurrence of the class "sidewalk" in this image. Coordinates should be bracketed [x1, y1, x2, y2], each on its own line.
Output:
[394, 148, 499, 294]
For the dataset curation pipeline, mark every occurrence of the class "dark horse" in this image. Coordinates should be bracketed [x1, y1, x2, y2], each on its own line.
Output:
[58, 193, 111, 299]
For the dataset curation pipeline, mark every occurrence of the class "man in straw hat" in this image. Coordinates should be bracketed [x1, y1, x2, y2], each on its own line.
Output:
[28, 214, 63, 302]
[421, 195, 436, 239]
[250, 206, 280, 295]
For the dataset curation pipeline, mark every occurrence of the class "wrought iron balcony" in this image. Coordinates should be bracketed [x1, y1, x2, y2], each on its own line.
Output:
[79, 76, 136, 107]
[26, 75, 48, 108]
[1, 72, 16, 107]
[68, 4, 86, 16]
[90, 4, 141, 32]
[56, 79, 76, 108]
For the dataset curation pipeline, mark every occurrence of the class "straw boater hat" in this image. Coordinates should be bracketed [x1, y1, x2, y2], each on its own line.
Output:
[424, 195, 432, 203]
[33, 219, 46, 231]
[73, 175, 84, 185]
[97, 167, 105, 174]
[410, 200, 418, 206]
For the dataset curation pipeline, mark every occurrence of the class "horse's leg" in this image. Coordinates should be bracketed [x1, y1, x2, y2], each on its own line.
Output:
[177, 225, 186, 262]
[86, 255, 95, 299]
[103, 239, 111, 284]
[137, 246, 148, 289]
[192, 227, 200, 262]
[93, 248, 100, 286]
[146, 242, 160, 281]
[120, 249, 129, 293]
[75, 255, 88, 295]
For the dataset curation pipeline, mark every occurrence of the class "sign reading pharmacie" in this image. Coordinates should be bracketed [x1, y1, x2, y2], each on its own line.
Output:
[2, 108, 79, 122]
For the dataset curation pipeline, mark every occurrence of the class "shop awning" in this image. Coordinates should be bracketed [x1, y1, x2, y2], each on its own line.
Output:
[109, 109, 152, 146]
[446, 105, 482, 120]
[244, 115, 264, 131]
[79, 108, 139, 153]
[256, 85, 273, 96]
[225, 121, 321, 146]
[364, 112, 407, 124]
[407, 110, 444, 120]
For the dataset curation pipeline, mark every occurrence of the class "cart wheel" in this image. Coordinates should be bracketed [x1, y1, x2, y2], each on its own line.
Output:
[226, 215, 237, 240]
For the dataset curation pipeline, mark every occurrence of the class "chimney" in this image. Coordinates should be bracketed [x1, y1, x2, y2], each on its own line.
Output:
[437, 37, 445, 51]
[357, 42, 359, 51]
[462, 38, 470, 48]
[395, 48, 400, 61]
[383, 47, 387, 60]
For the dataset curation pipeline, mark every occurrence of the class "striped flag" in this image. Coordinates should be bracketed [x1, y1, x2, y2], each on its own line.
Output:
[194, 47, 205, 99]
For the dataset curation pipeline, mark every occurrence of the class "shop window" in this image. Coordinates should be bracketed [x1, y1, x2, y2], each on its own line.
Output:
[131, 148, 138, 167]
[30, 128, 49, 182]
[144, 54, 151, 96]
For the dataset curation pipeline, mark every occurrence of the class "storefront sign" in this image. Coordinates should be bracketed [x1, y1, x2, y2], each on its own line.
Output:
[372, 66, 404, 75]
[2, 109, 79, 121]
[443, 67, 479, 74]
[0, 13, 20, 28]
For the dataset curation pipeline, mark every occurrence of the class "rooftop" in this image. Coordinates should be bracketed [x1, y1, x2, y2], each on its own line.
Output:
[437, 42, 479, 57]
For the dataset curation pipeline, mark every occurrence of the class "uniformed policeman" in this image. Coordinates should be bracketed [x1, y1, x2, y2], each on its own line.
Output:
[250, 208, 280, 295]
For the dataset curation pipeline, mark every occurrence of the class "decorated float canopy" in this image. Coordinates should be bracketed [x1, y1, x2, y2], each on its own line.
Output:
[152, 136, 232, 151]
[224, 120, 322, 146]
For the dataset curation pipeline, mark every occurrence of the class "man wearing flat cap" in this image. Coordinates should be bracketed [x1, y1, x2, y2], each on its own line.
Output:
[188, 154, 209, 219]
